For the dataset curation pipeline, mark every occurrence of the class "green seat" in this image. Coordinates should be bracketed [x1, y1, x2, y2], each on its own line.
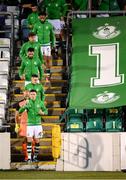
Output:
[65, 114, 85, 132]
[105, 107, 123, 132]
[86, 118, 103, 132]
[85, 109, 104, 132]
[61, 109, 85, 132]
[105, 114, 123, 132]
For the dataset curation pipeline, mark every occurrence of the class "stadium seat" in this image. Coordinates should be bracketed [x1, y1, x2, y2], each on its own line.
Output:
[5, 19, 19, 39]
[85, 109, 104, 132]
[86, 118, 103, 132]
[5, 6, 19, 39]
[0, 91, 7, 104]
[0, 47, 10, 59]
[0, 103, 5, 119]
[5, 19, 19, 28]
[64, 113, 85, 132]
[60, 109, 85, 132]
[0, 38, 10, 47]
[105, 108, 123, 132]
[0, 75, 8, 89]
[0, 60, 9, 75]
[7, 6, 19, 16]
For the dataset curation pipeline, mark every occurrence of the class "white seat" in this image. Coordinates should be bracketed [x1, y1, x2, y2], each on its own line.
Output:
[0, 48, 10, 60]
[0, 92, 7, 104]
[0, 38, 10, 48]
[7, 6, 19, 16]
[0, 61, 9, 75]
[0, 103, 5, 119]
[5, 30, 19, 39]
[0, 75, 8, 89]
[5, 19, 19, 28]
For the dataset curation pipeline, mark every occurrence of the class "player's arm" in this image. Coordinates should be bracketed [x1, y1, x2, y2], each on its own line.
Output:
[38, 101, 48, 115]
[50, 25, 56, 48]
[40, 85, 45, 101]
[18, 105, 28, 114]
[38, 60, 43, 80]
[19, 44, 26, 60]
[38, 44, 44, 64]
[19, 60, 25, 80]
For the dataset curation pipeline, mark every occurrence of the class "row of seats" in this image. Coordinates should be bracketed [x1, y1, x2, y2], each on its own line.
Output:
[0, 38, 10, 125]
[60, 108, 123, 132]
[4, 6, 19, 39]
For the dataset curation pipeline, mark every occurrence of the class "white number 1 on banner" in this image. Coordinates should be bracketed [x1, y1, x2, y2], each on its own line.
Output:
[89, 43, 124, 88]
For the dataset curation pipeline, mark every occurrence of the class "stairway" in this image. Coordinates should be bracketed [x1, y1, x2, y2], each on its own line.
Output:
[8, 42, 68, 169]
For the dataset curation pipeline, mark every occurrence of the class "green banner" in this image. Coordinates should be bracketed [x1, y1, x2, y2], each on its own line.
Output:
[69, 16, 126, 109]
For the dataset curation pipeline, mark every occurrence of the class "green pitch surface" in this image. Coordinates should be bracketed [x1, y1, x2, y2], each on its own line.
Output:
[0, 171, 126, 179]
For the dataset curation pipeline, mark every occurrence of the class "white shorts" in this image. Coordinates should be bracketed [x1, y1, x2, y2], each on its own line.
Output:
[41, 45, 51, 56]
[48, 19, 62, 34]
[27, 125, 43, 138]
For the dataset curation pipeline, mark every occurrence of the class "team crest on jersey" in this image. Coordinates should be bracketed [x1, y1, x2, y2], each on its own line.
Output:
[93, 23, 120, 39]
[91, 91, 120, 104]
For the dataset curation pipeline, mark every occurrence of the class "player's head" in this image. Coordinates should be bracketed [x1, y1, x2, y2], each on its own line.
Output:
[38, 11, 47, 22]
[31, 74, 39, 84]
[29, 89, 37, 100]
[31, 4, 38, 12]
[27, 47, 34, 58]
[28, 32, 36, 42]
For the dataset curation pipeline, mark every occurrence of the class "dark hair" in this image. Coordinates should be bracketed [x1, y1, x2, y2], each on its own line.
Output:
[31, 4, 37, 7]
[30, 89, 37, 93]
[32, 74, 38, 78]
[38, 11, 46, 16]
[28, 47, 34, 52]
[28, 32, 36, 37]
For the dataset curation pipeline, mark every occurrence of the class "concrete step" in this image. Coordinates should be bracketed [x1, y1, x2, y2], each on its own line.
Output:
[9, 115, 60, 123]
[12, 86, 68, 94]
[15, 59, 63, 66]
[10, 122, 64, 132]
[9, 107, 65, 116]
[14, 72, 66, 80]
[11, 138, 52, 147]
[52, 59, 63, 66]
[11, 161, 57, 170]
[10, 100, 63, 108]
[14, 65, 66, 73]
[11, 93, 67, 102]
[12, 79, 68, 88]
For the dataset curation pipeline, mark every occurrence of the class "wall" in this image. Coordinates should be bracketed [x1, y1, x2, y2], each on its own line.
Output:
[56, 133, 122, 171]
[0, 133, 10, 169]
